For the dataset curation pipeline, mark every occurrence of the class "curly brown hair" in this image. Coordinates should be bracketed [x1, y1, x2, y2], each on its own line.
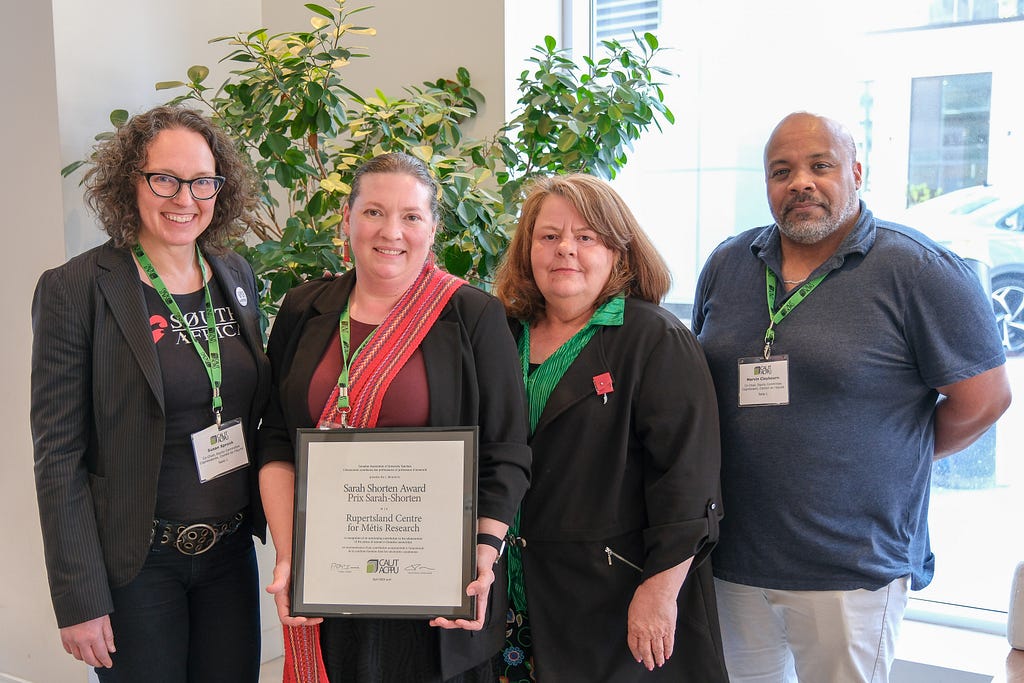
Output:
[82, 105, 257, 251]
[494, 174, 671, 322]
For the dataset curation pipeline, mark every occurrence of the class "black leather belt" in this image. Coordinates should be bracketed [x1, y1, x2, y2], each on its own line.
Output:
[151, 511, 245, 556]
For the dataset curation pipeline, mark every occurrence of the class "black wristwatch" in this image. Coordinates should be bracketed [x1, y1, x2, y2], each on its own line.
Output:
[477, 532, 507, 561]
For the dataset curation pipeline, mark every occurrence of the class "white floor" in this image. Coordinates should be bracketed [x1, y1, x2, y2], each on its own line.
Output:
[259, 656, 284, 682]
[254, 623, 1012, 683]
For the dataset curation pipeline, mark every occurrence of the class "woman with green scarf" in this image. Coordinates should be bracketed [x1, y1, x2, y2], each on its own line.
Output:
[493, 174, 727, 682]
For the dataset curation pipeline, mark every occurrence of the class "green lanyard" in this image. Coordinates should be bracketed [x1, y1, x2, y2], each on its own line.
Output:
[133, 243, 224, 425]
[335, 304, 376, 427]
[763, 268, 828, 360]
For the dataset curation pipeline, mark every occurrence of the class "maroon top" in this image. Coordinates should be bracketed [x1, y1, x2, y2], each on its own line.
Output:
[307, 318, 430, 427]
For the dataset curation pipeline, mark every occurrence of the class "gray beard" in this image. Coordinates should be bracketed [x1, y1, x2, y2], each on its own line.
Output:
[777, 196, 859, 245]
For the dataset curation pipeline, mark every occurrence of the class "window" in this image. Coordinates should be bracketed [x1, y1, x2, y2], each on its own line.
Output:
[908, 73, 992, 204]
[571, 0, 1024, 635]
[594, 0, 660, 42]
[929, 0, 1024, 23]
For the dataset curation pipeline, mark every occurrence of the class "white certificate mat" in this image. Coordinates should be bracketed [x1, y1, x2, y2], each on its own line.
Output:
[291, 427, 478, 619]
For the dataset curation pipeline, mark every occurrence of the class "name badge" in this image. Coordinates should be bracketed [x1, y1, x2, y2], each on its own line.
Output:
[737, 355, 790, 407]
[190, 418, 250, 483]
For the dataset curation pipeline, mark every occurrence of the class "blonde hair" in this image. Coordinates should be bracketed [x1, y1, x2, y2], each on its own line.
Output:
[494, 174, 670, 321]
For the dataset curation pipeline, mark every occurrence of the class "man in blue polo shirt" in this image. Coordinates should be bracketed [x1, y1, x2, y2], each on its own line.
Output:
[691, 111, 1012, 682]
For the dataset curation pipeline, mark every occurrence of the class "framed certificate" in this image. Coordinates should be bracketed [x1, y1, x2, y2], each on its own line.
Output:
[290, 426, 478, 619]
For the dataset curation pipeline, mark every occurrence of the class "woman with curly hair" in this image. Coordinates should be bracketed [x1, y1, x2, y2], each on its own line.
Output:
[30, 105, 271, 681]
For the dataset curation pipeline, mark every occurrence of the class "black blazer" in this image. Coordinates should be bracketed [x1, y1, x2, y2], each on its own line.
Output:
[30, 240, 271, 628]
[256, 271, 531, 679]
[512, 298, 728, 682]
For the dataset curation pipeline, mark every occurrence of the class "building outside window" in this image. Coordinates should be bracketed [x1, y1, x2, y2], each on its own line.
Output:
[908, 72, 992, 204]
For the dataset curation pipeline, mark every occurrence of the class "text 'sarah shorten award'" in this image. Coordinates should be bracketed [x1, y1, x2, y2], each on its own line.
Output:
[291, 427, 478, 619]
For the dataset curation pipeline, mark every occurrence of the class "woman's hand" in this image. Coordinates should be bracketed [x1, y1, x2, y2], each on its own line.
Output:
[429, 543, 499, 631]
[626, 559, 691, 670]
[60, 615, 115, 668]
[266, 558, 323, 627]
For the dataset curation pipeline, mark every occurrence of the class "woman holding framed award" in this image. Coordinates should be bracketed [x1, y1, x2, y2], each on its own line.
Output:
[257, 152, 531, 682]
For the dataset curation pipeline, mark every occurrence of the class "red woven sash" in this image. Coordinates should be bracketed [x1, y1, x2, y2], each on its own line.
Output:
[283, 260, 465, 682]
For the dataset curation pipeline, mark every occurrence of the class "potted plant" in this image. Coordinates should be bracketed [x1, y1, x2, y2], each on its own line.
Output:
[63, 0, 675, 320]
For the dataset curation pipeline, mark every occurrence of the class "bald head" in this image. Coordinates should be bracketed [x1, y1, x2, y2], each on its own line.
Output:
[765, 112, 857, 168]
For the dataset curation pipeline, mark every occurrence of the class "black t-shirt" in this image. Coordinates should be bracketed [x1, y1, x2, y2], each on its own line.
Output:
[144, 276, 257, 520]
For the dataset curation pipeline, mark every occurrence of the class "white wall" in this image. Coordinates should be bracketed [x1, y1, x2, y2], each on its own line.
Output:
[53, 0, 262, 257]
[0, 2, 72, 680]
[262, 0, 510, 141]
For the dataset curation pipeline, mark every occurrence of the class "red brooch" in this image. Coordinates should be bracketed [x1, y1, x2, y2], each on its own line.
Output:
[593, 372, 613, 404]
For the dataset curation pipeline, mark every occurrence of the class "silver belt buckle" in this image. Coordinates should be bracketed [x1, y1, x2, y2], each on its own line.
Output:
[175, 523, 218, 555]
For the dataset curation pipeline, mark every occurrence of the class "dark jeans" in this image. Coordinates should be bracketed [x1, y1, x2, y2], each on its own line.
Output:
[95, 526, 261, 683]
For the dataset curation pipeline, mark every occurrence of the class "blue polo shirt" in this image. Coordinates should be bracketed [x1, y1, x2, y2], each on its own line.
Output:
[692, 202, 1005, 591]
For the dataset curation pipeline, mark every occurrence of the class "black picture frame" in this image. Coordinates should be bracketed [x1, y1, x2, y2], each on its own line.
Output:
[290, 426, 478, 619]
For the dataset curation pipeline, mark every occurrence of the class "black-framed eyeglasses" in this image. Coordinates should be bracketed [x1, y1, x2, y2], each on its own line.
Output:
[140, 172, 226, 201]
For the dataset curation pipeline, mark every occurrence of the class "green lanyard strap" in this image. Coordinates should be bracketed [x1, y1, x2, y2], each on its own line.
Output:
[334, 304, 376, 428]
[133, 243, 223, 425]
[763, 268, 827, 360]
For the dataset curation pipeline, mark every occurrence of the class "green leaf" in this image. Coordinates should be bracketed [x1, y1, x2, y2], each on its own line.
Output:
[275, 163, 294, 188]
[270, 271, 295, 300]
[155, 80, 186, 91]
[410, 145, 433, 162]
[643, 32, 659, 50]
[60, 160, 87, 177]
[109, 109, 129, 127]
[544, 35, 557, 51]
[266, 133, 290, 156]
[316, 107, 332, 134]
[187, 65, 210, 83]
[442, 246, 473, 277]
[283, 148, 306, 165]
[307, 191, 324, 216]
[477, 230, 502, 255]
[556, 131, 579, 152]
[269, 103, 290, 124]
[304, 3, 335, 19]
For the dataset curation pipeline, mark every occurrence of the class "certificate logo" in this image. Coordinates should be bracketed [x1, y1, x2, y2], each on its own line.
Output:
[366, 558, 400, 574]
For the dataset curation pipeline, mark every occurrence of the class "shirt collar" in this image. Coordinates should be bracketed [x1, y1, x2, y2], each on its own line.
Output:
[590, 294, 625, 327]
[750, 200, 877, 275]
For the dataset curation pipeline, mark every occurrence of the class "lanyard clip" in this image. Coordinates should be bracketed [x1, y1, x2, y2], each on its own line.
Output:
[763, 327, 775, 361]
